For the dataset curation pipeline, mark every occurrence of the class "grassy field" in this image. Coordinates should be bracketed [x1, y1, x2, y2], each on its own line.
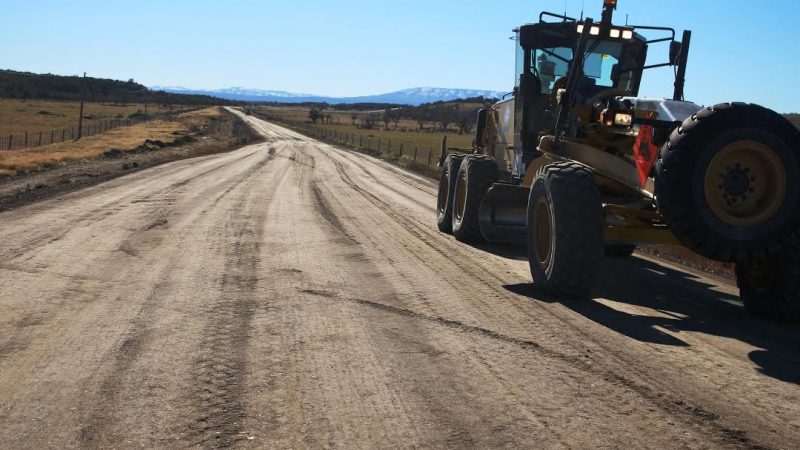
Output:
[253, 105, 474, 166]
[0, 107, 220, 176]
[0, 98, 192, 136]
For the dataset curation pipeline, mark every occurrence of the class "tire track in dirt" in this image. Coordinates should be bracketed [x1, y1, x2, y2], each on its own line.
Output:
[300, 173, 505, 447]
[185, 145, 294, 447]
[75, 145, 286, 448]
[0, 147, 265, 264]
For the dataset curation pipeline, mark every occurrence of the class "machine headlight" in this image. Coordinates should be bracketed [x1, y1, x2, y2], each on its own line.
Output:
[610, 28, 621, 38]
[577, 24, 584, 33]
[614, 113, 633, 127]
[622, 29, 634, 39]
[590, 26, 601, 36]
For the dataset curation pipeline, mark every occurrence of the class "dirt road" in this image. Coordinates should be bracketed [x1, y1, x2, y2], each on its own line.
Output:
[1, 110, 798, 449]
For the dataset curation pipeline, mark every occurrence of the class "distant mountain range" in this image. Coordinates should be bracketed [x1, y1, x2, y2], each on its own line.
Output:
[149, 86, 505, 106]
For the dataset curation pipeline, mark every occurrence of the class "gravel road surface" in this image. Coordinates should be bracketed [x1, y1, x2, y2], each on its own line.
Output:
[1, 110, 798, 448]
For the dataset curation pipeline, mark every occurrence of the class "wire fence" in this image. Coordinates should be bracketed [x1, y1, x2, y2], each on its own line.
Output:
[0, 116, 154, 151]
[0, 104, 212, 151]
[302, 123, 447, 168]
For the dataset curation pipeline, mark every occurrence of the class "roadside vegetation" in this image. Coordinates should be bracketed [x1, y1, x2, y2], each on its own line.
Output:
[0, 119, 185, 176]
[0, 98, 193, 136]
[251, 99, 491, 176]
[0, 107, 260, 209]
[0, 69, 227, 105]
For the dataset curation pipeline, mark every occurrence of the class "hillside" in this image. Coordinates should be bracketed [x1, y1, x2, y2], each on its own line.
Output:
[0, 70, 228, 105]
[152, 86, 505, 106]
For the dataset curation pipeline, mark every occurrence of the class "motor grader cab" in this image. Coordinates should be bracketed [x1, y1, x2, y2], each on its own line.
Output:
[436, 0, 800, 320]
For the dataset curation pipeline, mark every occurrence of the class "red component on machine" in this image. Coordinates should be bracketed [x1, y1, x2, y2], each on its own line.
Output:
[633, 124, 659, 187]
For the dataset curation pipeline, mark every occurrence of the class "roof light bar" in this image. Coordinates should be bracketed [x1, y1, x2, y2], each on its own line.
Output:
[577, 23, 635, 40]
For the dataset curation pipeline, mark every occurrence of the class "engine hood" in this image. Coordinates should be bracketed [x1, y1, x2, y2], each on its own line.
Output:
[618, 97, 703, 123]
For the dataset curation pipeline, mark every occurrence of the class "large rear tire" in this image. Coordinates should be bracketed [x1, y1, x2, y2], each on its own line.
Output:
[527, 162, 603, 299]
[436, 154, 465, 233]
[656, 103, 800, 263]
[452, 156, 496, 242]
[735, 241, 800, 321]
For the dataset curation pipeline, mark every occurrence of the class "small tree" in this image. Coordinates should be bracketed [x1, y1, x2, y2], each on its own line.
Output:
[381, 109, 392, 130]
[361, 114, 378, 129]
[435, 106, 457, 132]
[413, 106, 430, 131]
[309, 108, 322, 124]
[351, 113, 358, 126]
[457, 109, 476, 135]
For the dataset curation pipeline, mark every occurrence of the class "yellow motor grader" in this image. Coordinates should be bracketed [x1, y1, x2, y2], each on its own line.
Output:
[436, 0, 800, 320]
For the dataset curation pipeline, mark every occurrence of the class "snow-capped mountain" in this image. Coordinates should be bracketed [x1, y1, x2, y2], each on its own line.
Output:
[150, 86, 315, 100]
[149, 86, 504, 106]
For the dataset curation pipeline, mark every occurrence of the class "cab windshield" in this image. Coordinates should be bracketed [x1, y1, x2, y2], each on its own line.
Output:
[530, 39, 628, 95]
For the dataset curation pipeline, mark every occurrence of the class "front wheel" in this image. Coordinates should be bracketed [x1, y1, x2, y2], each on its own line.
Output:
[656, 103, 800, 262]
[527, 162, 603, 299]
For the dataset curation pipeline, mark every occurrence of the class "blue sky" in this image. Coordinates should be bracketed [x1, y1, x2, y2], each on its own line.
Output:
[2, 0, 799, 112]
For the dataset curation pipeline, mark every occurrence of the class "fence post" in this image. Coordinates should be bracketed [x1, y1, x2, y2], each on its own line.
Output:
[50, 130, 55, 144]
[427, 147, 432, 165]
[62, 129, 66, 142]
[38, 132, 42, 146]
[399, 143, 403, 158]
[6, 134, 11, 150]
[414, 146, 418, 161]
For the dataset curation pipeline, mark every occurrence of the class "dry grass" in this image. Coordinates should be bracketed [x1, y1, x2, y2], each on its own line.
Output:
[179, 106, 221, 130]
[0, 98, 193, 136]
[255, 105, 474, 168]
[0, 120, 185, 175]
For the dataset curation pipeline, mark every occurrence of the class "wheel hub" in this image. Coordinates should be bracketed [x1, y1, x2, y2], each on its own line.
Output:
[704, 140, 786, 227]
[723, 168, 750, 197]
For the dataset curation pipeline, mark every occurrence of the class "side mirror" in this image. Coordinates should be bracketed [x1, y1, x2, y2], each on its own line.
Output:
[669, 41, 683, 66]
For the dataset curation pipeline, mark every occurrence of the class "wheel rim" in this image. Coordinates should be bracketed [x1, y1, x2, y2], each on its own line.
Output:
[455, 172, 467, 221]
[437, 171, 449, 215]
[532, 197, 553, 267]
[704, 140, 787, 227]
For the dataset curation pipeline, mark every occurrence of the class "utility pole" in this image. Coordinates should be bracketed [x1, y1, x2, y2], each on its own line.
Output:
[76, 72, 86, 140]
